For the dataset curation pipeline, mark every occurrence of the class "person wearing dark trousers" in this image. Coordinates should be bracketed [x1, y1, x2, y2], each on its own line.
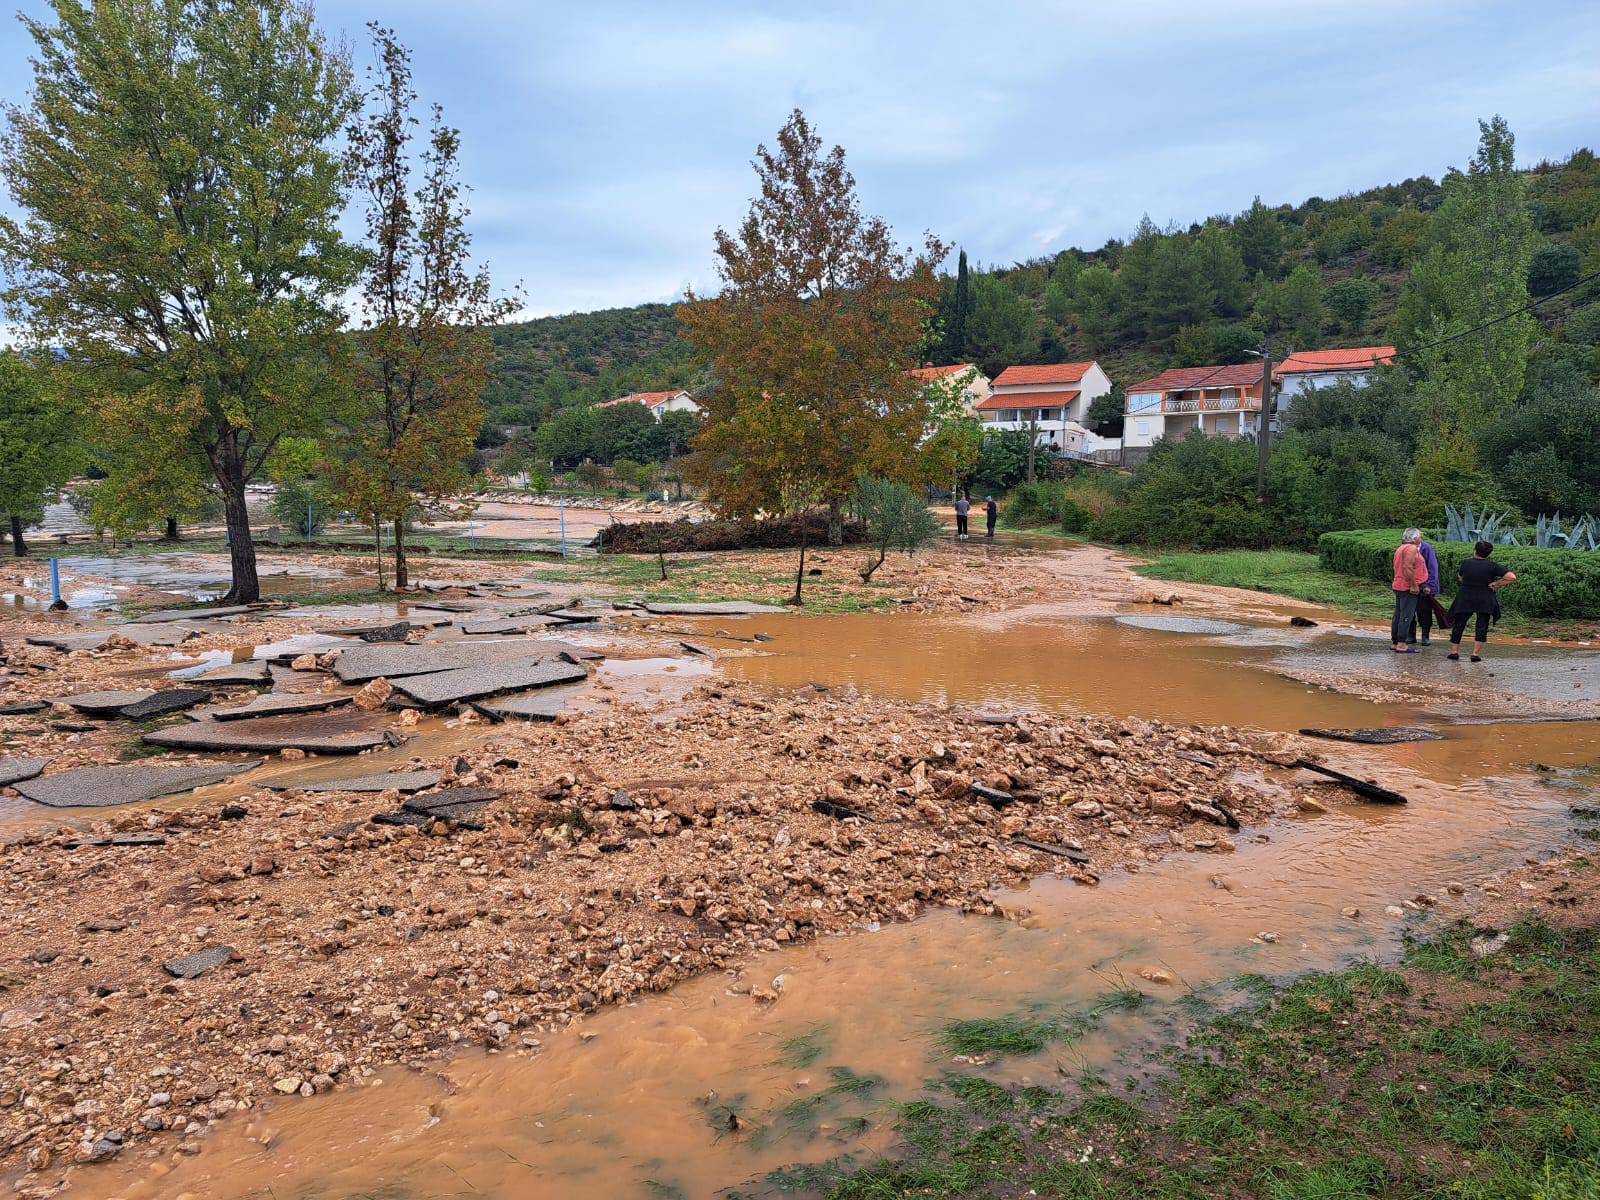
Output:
[1409, 535, 1442, 645]
[1448, 540, 1517, 662]
[954, 495, 970, 540]
[1390, 527, 1426, 653]
[984, 496, 998, 538]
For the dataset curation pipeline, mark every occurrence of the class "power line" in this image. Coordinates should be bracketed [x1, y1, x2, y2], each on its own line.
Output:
[1400, 266, 1600, 360]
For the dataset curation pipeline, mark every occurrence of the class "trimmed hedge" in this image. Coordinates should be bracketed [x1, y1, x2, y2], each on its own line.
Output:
[1317, 529, 1600, 618]
[598, 513, 865, 554]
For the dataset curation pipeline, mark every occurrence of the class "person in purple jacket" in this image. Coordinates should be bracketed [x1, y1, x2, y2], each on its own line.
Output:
[1409, 535, 1443, 646]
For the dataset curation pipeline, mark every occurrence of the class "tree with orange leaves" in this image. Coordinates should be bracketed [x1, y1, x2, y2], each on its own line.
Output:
[679, 110, 947, 553]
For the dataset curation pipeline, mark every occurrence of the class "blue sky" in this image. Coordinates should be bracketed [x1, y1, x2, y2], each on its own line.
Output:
[2, 1, 1598, 318]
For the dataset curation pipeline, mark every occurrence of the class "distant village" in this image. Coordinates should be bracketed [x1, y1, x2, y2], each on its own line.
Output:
[603, 344, 1397, 466]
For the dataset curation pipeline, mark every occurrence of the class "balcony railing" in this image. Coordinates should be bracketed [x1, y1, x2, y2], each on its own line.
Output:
[1162, 395, 1260, 414]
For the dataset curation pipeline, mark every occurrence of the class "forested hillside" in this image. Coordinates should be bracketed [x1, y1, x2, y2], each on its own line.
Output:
[482, 303, 701, 428]
[485, 147, 1600, 433]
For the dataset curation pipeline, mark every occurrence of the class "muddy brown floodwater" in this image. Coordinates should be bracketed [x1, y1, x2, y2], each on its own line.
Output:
[69, 604, 1600, 1200]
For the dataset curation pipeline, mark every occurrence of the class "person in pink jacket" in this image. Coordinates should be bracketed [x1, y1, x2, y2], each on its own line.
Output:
[1391, 527, 1427, 653]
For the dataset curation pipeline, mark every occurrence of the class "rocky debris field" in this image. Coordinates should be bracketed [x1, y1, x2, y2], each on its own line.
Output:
[0, 668, 1319, 1184]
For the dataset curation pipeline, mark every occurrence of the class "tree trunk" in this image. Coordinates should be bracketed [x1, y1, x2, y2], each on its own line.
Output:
[218, 469, 260, 602]
[789, 510, 810, 606]
[163, 516, 180, 541]
[373, 517, 386, 592]
[860, 547, 886, 582]
[392, 519, 408, 591]
[1025, 414, 1039, 484]
[8, 515, 27, 558]
[826, 499, 843, 547]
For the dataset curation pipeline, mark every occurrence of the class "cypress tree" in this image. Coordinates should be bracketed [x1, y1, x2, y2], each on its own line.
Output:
[944, 249, 972, 362]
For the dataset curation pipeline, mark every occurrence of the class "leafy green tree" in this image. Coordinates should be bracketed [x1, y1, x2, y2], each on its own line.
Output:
[853, 476, 941, 581]
[1, 0, 360, 600]
[1042, 254, 1080, 324]
[1323, 276, 1381, 332]
[1527, 242, 1582, 296]
[1256, 264, 1324, 350]
[656, 409, 700, 460]
[536, 404, 598, 469]
[0, 352, 78, 556]
[1073, 265, 1125, 354]
[1194, 225, 1248, 318]
[1175, 321, 1263, 367]
[975, 428, 1032, 489]
[1086, 389, 1125, 437]
[1372, 208, 1430, 268]
[920, 367, 984, 494]
[1480, 357, 1600, 514]
[592, 402, 661, 464]
[941, 249, 972, 362]
[1234, 198, 1284, 276]
[1396, 116, 1537, 441]
[963, 272, 1036, 375]
[1091, 435, 1282, 549]
[1268, 427, 1409, 535]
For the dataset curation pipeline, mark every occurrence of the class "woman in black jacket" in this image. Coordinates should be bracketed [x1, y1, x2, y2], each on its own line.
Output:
[1447, 540, 1517, 662]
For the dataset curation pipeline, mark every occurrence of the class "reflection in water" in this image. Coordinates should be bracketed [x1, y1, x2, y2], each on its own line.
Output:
[63, 609, 1600, 1200]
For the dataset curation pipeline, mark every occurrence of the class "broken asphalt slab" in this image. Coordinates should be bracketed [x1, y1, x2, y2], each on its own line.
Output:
[642, 601, 785, 616]
[332, 640, 550, 684]
[124, 604, 256, 624]
[472, 683, 585, 722]
[13, 761, 262, 808]
[26, 632, 120, 653]
[198, 693, 353, 721]
[144, 712, 394, 755]
[126, 604, 255, 624]
[163, 945, 236, 979]
[389, 657, 588, 708]
[0, 758, 49, 787]
[193, 661, 272, 686]
[264, 768, 445, 793]
[117, 689, 212, 720]
[0, 700, 48, 716]
[50, 690, 156, 717]
[1300, 727, 1444, 745]
[459, 614, 563, 635]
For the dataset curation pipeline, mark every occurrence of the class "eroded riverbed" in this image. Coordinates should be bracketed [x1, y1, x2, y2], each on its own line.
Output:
[67, 599, 1599, 1200]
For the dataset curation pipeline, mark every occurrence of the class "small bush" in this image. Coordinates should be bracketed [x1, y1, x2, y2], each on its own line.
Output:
[1318, 529, 1600, 618]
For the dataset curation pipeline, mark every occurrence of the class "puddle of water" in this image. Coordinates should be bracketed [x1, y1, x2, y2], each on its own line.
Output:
[28, 554, 377, 605]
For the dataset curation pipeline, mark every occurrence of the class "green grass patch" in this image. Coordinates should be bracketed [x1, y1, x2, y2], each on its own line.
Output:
[792, 918, 1600, 1200]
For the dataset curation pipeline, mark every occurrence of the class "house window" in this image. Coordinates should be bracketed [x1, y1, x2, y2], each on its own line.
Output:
[1136, 421, 1149, 438]
[1128, 392, 1161, 413]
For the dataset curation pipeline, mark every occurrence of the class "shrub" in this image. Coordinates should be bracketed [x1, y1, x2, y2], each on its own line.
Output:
[1318, 529, 1600, 617]
[271, 479, 331, 538]
[1087, 435, 1288, 549]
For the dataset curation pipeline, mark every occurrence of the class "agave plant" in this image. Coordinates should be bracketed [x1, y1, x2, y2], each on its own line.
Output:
[1444, 503, 1517, 545]
[1535, 513, 1570, 549]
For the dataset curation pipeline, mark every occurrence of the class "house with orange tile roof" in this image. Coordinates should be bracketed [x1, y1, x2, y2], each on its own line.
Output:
[973, 360, 1115, 454]
[597, 390, 701, 419]
[1123, 363, 1267, 450]
[1273, 346, 1396, 414]
[905, 362, 991, 414]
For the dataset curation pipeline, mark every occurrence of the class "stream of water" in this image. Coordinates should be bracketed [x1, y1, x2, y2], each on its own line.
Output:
[71, 604, 1600, 1200]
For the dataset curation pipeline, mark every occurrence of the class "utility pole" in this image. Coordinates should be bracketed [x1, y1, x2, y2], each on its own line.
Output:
[1254, 338, 1275, 500]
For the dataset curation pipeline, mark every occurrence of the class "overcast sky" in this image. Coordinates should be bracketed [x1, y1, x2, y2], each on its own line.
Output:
[2, 1, 1598, 319]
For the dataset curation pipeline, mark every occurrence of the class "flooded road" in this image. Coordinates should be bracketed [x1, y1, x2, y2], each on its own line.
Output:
[73, 600, 1600, 1200]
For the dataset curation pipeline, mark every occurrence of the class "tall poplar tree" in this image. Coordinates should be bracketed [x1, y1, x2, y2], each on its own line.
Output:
[0, 0, 358, 601]
[333, 26, 517, 590]
[1397, 116, 1537, 441]
[679, 109, 946, 547]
